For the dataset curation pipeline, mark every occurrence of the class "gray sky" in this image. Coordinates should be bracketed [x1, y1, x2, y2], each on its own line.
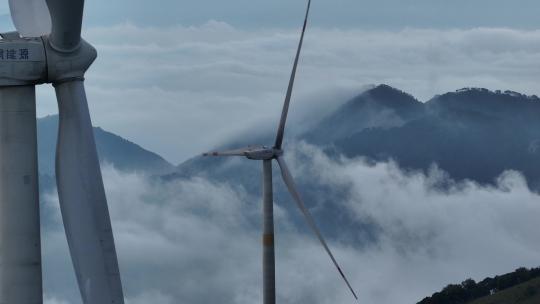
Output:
[62, 0, 540, 29]
[4, 1, 540, 32]
[107, 0, 540, 28]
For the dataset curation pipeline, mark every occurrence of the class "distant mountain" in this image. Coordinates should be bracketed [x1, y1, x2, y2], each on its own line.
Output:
[37, 115, 174, 177]
[39, 84, 540, 187]
[34, 85, 540, 244]
[167, 85, 540, 240]
[334, 87, 540, 188]
[175, 84, 540, 188]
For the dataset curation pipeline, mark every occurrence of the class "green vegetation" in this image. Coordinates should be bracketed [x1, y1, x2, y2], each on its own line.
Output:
[417, 267, 540, 304]
[468, 277, 540, 304]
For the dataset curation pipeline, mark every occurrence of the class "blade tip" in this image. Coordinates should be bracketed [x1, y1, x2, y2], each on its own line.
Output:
[202, 151, 220, 156]
[351, 289, 358, 300]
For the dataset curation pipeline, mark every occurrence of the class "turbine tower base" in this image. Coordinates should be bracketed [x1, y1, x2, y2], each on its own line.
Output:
[0, 86, 42, 304]
[262, 160, 276, 304]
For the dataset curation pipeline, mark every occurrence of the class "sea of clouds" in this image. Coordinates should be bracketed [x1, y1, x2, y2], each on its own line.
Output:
[31, 22, 540, 163]
[41, 143, 540, 304]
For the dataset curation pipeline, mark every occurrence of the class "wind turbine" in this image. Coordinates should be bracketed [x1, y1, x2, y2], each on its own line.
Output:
[203, 1, 358, 303]
[0, 0, 124, 303]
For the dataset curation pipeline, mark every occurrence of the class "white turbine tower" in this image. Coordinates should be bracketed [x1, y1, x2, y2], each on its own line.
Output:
[0, 0, 124, 303]
[204, 1, 358, 303]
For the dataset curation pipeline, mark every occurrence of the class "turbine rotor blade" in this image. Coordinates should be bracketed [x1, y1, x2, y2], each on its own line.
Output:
[55, 80, 124, 304]
[274, 0, 311, 149]
[8, 0, 52, 37]
[45, 0, 84, 51]
[276, 156, 358, 300]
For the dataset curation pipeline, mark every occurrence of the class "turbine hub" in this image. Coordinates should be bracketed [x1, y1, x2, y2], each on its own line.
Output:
[44, 36, 97, 83]
[245, 146, 283, 160]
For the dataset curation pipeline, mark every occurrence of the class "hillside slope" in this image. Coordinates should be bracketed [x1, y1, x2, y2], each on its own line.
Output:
[468, 277, 540, 304]
[418, 267, 540, 304]
[38, 115, 173, 176]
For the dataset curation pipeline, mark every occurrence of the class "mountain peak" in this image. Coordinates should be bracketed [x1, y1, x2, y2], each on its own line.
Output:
[362, 84, 418, 102]
[303, 85, 424, 144]
[348, 84, 423, 114]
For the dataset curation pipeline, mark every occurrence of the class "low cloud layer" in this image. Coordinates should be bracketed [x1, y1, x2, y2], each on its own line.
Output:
[35, 23, 540, 163]
[41, 143, 540, 304]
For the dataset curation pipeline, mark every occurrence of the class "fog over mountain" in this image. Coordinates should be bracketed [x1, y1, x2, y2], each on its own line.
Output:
[39, 84, 540, 186]
[37, 85, 540, 304]
[175, 84, 540, 189]
[331, 86, 540, 189]
[41, 147, 540, 304]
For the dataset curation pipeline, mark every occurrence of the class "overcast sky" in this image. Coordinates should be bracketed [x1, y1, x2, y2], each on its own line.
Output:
[3, 0, 539, 29]
[83, 0, 540, 29]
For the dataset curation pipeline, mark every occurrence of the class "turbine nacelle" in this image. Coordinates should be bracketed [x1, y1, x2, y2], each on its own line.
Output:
[0, 32, 96, 86]
[246, 147, 283, 160]
[203, 145, 283, 160]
